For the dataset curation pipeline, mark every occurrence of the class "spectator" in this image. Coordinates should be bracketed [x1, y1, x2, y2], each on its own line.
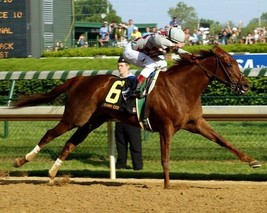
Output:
[253, 29, 260, 43]
[151, 27, 158, 34]
[126, 19, 136, 41]
[218, 28, 231, 45]
[98, 21, 110, 47]
[230, 27, 239, 44]
[109, 21, 117, 47]
[54, 41, 64, 51]
[159, 28, 165, 35]
[212, 35, 220, 45]
[191, 29, 199, 45]
[245, 33, 253, 44]
[142, 26, 151, 36]
[183, 28, 191, 45]
[160, 25, 170, 36]
[223, 22, 239, 44]
[77, 34, 86, 47]
[115, 23, 127, 47]
[229, 22, 242, 44]
[130, 27, 142, 40]
[169, 17, 180, 27]
[258, 27, 266, 43]
[115, 55, 143, 170]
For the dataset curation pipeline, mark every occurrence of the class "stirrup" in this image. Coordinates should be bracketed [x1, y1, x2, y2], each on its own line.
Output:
[130, 89, 145, 98]
[134, 90, 146, 99]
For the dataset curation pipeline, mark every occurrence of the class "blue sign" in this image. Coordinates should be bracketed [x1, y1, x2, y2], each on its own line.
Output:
[232, 54, 267, 68]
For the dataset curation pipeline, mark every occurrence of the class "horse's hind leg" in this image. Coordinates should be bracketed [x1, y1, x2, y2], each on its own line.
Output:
[14, 120, 72, 168]
[48, 116, 107, 180]
[184, 118, 261, 168]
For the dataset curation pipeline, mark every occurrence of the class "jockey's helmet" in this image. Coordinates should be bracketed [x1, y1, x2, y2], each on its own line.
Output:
[167, 26, 185, 43]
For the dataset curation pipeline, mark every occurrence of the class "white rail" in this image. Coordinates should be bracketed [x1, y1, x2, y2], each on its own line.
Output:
[0, 106, 266, 121]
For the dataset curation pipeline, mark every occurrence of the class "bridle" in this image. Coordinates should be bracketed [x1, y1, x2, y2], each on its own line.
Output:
[194, 52, 244, 95]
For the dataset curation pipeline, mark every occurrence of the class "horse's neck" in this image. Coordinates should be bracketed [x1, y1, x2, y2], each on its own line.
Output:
[167, 65, 210, 99]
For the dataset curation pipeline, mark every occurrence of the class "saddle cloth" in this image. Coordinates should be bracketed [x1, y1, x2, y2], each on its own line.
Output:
[102, 76, 137, 114]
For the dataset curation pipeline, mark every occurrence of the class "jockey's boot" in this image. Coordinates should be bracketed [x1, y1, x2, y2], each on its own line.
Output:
[134, 75, 147, 98]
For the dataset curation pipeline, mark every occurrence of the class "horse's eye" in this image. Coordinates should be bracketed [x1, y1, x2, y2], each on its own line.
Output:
[227, 63, 232, 67]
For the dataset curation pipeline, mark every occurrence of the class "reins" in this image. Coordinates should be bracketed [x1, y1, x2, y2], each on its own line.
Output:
[194, 53, 243, 94]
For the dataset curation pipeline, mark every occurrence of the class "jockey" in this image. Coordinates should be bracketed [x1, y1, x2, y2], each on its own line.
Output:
[123, 26, 187, 97]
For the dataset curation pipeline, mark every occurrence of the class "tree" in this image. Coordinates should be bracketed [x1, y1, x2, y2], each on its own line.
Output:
[168, 1, 198, 31]
[247, 12, 267, 28]
[74, 0, 121, 23]
[260, 12, 267, 25]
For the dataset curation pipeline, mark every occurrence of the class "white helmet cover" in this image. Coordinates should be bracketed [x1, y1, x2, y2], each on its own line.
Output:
[168, 26, 185, 43]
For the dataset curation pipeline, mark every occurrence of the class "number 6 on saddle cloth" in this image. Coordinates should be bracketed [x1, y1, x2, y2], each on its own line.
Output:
[102, 69, 160, 117]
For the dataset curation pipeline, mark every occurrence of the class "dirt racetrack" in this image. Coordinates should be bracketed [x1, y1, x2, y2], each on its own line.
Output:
[1, 176, 267, 213]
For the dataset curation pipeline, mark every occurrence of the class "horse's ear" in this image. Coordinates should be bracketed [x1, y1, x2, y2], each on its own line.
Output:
[212, 44, 226, 58]
[214, 41, 219, 47]
[212, 42, 220, 53]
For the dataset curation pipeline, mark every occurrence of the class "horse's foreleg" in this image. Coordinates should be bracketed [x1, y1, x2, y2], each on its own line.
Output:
[14, 121, 71, 168]
[185, 118, 261, 168]
[159, 126, 175, 189]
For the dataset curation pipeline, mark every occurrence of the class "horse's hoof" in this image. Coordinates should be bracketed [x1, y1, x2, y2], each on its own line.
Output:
[48, 171, 55, 185]
[13, 158, 28, 168]
[249, 160, 261, 168]
[164, 185, 171, 189]
[48, 171, 56, 182]
[48, 178, 55, 185]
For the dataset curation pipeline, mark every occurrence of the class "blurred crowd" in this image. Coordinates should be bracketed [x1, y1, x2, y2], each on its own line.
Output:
[184, 22, 267, 46]
[77, 19, 155, 48]
[76, 17, 267, 48]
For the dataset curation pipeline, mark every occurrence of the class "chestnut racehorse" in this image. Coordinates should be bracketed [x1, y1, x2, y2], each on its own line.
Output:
[13, 45, 261, 188]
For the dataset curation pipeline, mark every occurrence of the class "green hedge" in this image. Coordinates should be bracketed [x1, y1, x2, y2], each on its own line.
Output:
[42, 43, 267, 57]
[202, 77, 267, 105]
[42, 47, 124, 57]
[0, 79, 64, 105]
[184, 43, 267, 54]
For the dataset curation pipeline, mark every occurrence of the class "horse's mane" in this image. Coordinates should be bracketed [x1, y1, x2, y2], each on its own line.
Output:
[166, 49, 215, 73]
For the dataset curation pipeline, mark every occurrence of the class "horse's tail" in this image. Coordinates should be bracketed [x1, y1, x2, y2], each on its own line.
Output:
[12, 77, 80, 108]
